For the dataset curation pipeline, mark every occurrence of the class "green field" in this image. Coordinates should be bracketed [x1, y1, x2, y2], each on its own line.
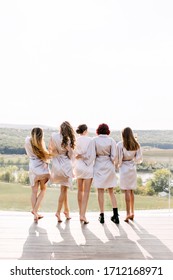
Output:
[1, 148, 173, 165]
[142, 148, 173, 162]
[0, 182, 172, 212]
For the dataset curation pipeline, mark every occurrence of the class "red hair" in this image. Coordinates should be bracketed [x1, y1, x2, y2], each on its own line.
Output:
[96, 123, 110, 135]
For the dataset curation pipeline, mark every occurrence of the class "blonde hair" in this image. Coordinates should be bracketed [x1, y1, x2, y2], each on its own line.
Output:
[30, 127, 51, 161]
[60, 121, 76, 149]
[122, 127, 140, 151]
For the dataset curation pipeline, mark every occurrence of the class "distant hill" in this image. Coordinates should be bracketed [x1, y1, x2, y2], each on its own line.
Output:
[111, 130, 173, 149]
[0, 123, 55, 130]
[0, 126, 173, 154]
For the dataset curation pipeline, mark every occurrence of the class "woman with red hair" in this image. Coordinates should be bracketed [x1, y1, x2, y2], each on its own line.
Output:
[92, 123, 119, 224]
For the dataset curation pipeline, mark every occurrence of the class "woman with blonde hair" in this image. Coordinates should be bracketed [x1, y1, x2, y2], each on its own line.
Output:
[115, 127, 143, 222]
[49, 121, 76, 222]
[25, 127, 51, 223]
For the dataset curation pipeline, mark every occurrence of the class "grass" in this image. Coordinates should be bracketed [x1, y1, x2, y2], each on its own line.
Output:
[0, 182, 172, 212]
[0, 154, 28, 164]
[142, 148, 173, 162]
[1, 148, 173, 164]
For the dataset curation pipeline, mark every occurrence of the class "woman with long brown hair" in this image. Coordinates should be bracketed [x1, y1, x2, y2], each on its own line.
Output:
[25, 127, 51, 223]
[115, 127, 143, 222]
[49, 121, 76, 222]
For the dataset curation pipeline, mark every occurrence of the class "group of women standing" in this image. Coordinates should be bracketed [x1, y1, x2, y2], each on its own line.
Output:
[24, 121, 143, 224]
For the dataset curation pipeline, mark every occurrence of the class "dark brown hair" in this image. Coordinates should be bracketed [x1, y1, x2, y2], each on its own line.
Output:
[60, 121, 76, 149]
[122, 127, 140, 151]
[96, 123, 110, 135]
[76, 124, 88, 134]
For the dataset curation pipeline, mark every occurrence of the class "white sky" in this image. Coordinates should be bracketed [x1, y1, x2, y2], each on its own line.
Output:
[0, 0, 173, 130]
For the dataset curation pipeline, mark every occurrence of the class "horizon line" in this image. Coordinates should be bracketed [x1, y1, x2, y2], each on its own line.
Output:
[0, 123, 172, 131]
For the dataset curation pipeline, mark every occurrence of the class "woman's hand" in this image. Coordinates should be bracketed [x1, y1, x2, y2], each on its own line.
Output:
[75, 154, 82, 159]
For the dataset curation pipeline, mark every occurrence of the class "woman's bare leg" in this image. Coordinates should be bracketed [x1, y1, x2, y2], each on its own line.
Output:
[124, 190, 131, 222]
[56, 185, 67, 222]
[97, 188, 105, 223]
[31, 182, 39, 211]
[77, 179, 84, 216]
[80, 178, 92, 223]
[32, 178, 47, 221]
[129, 190, 134, 219]
[63, 186, 71, 219]
[98, 188, 104, 213]
[108, 188, 117, 208]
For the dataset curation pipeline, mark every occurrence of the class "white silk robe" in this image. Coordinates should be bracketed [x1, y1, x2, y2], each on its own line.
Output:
[24, 136, 50, 187]
[49, 132, 74, 188]
[92, 135, 117, 189]
[73, 135, 94, 179]
[115, 141, 143, 190]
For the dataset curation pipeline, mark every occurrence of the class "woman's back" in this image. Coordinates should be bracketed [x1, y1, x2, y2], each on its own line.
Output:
[25, 136, 37, 158]
[75, 135, 92, 155]
[94, 135, 114, 156]
[50, 132, 70, 157]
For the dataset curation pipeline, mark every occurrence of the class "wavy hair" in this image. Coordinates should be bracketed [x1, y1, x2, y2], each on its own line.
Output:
[122, 127, 140, 151]
[96, 123, 110, 135]
[30, 127, 51, 161]
[60, 121, 76, 149]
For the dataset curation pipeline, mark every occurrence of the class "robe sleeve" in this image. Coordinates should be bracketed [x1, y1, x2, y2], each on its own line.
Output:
[134, 146, 143, 164]
[83, 139, 96, 166]
[48, 136, 58, 156]
[110, 138, 117, 163]
[114, 142, 123, 168]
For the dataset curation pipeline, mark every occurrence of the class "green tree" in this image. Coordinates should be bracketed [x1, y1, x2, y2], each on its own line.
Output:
[137, 176, 143, 187]
[151, 169, 171, 193]
[134, 186, 146, 195]
[18, 169, 29, 184]
[144, 181, 155, 196]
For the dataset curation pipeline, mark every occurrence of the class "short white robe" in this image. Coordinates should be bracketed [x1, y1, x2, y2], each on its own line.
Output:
[24, 136, 50, 187]
[115, 141, 143, 190]
[73, 135, 94, 179]
[49, 132, 74, 188]
[92, 135, 117, 189]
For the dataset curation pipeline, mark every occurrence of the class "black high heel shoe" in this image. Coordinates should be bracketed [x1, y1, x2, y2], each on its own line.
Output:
[99, 213, 104, 224]
[111, 215, 119, 224]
